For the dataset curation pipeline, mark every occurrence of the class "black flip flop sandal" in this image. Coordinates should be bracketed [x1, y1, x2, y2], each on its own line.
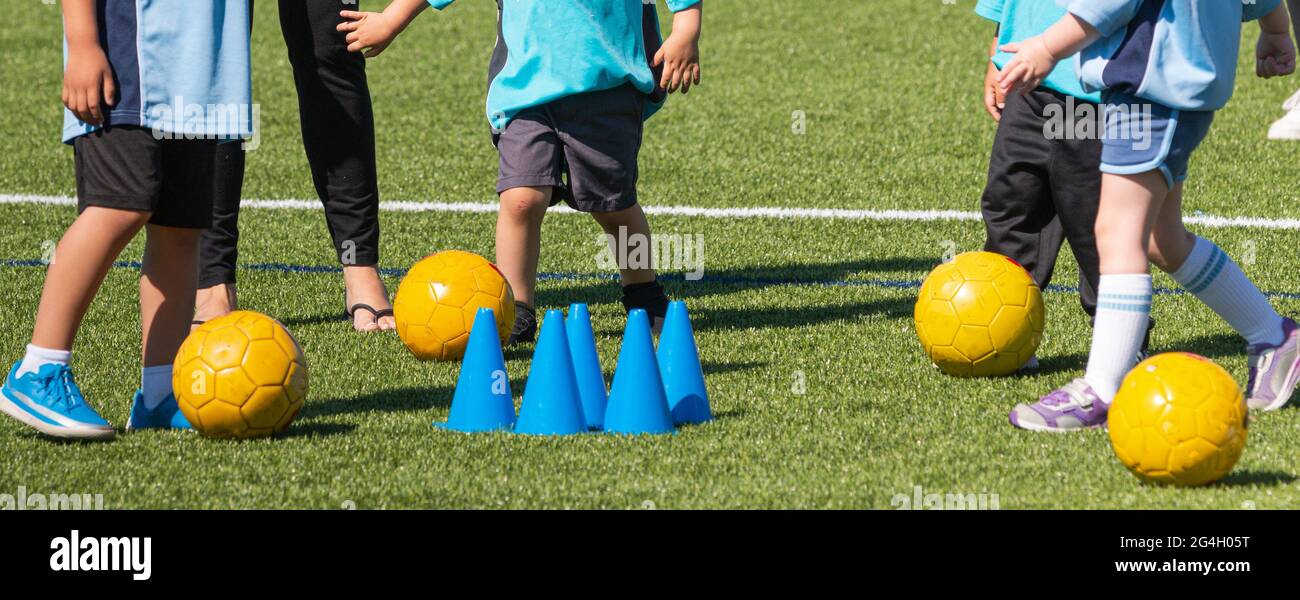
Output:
[344, 292, 395, 330]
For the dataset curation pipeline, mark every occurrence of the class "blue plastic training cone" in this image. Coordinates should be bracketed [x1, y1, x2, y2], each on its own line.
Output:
[514, 309, 588, 435]
[604, 309, 676, 435]
[566, 303, 608, 430]
[657, 301, 713, 425]
[435, 308, 515, 432]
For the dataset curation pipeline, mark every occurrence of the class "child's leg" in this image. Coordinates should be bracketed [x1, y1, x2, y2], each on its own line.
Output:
[591, 205, 671, 330]
[1081, 171, 1165, 403]
[1154, 185, 1284, 346]
[26, 207, 151, 366]
[140, 224, 202, 407]
[2, 206, 139, 440]
[495, 186, 552, 308]
[1153, 183, 1299, 409]
[590, 204, 657, 286]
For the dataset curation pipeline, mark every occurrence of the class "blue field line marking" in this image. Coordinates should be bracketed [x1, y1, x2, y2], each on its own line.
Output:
[4, 258, 1300, 301]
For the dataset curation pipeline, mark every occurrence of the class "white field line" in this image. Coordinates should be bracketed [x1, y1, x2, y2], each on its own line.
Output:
[3, 193, 1300, 230]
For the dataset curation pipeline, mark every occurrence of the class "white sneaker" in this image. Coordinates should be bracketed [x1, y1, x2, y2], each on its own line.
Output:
[1268, 89, 1300, 140]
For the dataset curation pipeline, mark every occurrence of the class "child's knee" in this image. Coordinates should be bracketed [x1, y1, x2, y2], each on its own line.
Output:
[499, 188, 550, 221]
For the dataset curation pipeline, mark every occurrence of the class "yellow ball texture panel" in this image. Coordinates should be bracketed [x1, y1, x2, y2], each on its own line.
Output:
[241, 385, 291, 431]
[913, 252, 1044, 377]
[201, 325, 249, 371]
[1108, 353, 1248, 487]
[915, 296, 961, 348]
[951, 280, 1000, 327]
[991, 267, 1034, 307]
[214, 367, 257, 407]
[193, 399, 248, 439]
[952, 325, 995, 362]
[393, 250, 516, 361]
[173, 311, 308, 439]
[243, 339, 290, 386]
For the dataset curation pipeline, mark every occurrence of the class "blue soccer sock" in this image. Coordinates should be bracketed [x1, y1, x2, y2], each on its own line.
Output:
[1170, 237, 1283, 347]
[142, 365, 173, 410]
[1084, 274, 1153, 403]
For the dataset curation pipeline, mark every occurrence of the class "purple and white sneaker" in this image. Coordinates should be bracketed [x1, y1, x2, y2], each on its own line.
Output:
[1009, 378, 1109, 432]
[1246, 317, 1300, 411]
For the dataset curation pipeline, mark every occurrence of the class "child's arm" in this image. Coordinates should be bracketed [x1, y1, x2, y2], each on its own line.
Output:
[997, 13, 1100, 95]
[1257, 3, 1297, 79]
[983, 33, 1005, 121]
[338, 0, 431, 58]
[654, 2, 703, 94]
[62, 0, 115, 125]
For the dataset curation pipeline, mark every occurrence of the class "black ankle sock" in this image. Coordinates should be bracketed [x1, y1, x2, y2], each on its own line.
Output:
[513, 301, 536, 328]
[621, 280, 669, 320]
[508, 301, 538, 344]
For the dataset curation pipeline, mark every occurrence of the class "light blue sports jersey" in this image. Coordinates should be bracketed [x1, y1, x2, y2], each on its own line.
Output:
[429, 0, 702, 131]
[62, 0, 254, 143]
[1070, 0, 1281, 111]
[975, 0, 1100, 102]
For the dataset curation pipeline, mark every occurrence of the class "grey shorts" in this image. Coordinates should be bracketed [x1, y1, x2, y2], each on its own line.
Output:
[495, 84, 645, 213]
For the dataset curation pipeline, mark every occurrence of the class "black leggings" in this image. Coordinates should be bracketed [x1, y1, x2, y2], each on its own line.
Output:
[199, 0, 381, 288]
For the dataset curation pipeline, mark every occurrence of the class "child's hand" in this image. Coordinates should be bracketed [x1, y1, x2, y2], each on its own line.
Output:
[1257, 31, 1297, 78]
[983, 61, 1006, 122]
[997, 36, 1057, 96]
[654, 31, 702, 94]
[338, 10, 401, 58]
[63, 43, 116, 125]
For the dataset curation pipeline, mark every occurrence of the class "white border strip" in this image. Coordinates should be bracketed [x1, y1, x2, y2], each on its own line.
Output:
[3, 193, 1299, 230]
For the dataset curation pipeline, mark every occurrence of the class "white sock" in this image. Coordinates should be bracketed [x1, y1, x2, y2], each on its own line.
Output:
[142, 365, 173, 410]
[1170, 237, 1284, 347]
[16, 344, 72, 378]
[1084, 274, 1153, 403]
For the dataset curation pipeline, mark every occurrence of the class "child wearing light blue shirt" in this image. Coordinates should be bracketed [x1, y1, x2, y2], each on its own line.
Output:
[998, 0, 1300, 432]
[1, 0, 254, 441]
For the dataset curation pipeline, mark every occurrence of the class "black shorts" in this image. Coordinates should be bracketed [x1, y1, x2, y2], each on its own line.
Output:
[74, 126, 219, 229]
[495, 84, 645, 213]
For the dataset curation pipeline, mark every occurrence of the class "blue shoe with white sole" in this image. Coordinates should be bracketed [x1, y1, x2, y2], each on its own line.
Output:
[0, 361, 115, 440]
[126, 389, 192, 431]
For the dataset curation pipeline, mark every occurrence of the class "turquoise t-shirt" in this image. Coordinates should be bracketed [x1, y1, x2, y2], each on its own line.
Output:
[430, 0, 701, 131]
[974, 0, 1100, 103]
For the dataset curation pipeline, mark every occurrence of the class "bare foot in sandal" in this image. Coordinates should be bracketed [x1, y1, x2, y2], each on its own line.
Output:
[193, 283, 237, 330]
[343, 265, 395, 332]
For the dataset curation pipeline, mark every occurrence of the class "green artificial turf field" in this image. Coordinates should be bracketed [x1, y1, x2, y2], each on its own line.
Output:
[1, 1, 1299, 509]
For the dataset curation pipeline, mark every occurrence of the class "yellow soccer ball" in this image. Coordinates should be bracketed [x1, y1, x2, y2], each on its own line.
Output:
[173, 311, 308, 439]
[393, 250, 515, 361]
[1108, 353, 1248, 487]
[914, 251, 1045, 377]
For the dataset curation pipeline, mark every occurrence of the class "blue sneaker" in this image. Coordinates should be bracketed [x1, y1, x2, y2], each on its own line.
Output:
[0, 361, 115, 440]
[126, 390, 193, 431]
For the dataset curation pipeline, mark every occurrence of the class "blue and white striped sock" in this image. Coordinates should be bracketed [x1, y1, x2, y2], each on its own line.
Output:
[1084, 274, 1152, 403]
[1170, 237, 1283, 347]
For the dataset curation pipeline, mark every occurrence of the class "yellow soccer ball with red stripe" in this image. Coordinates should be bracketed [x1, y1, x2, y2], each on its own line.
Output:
[1108, 353, 1248, 487]
[393, 250, 515, 361]
[914, 251, 1045, 377]
[173, 311, 308, 439]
